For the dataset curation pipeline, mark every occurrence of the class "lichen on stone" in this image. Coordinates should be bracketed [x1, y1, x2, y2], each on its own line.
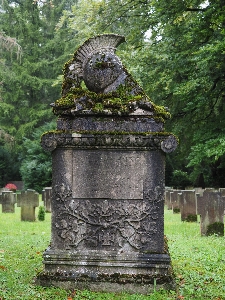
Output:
[51, 34, 171, 122]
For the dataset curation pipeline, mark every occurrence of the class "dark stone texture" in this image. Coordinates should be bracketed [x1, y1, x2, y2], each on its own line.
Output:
[37, 34, 178, 293]
[56, 116, 164, 132]
[179, 190, 197, 222]
[42, 187, 52, 213]
[196, 191, 224, 236]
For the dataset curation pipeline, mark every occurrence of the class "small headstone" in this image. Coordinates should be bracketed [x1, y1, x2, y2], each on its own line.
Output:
[0, 191, 17, 213]
[170, 190, 181, 213]
[165, 189, 173, 209]
[17, 189, 39, 221]
[219, 188, 225, 196]
[205, 188, 215, 192]
[194, 187, 204, 196]
[42, 187, 52, 212]
[196, 191, 224, 236]
[179, 190, 197, 222]
[185, 186, 194, 190]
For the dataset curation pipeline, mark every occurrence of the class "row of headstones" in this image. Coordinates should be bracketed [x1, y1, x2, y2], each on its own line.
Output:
[0, 187, 52, 221]
[165, 187, 225, 236]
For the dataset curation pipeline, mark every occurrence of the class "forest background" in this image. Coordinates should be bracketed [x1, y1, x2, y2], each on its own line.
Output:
[0, 0, 225, 192]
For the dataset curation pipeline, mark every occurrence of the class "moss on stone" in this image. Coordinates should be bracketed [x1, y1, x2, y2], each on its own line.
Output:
[52, 86, 171, 121]
[206, 222, 224, 236]
[185, 214, 197, 222]
[41, 129, 177, 140]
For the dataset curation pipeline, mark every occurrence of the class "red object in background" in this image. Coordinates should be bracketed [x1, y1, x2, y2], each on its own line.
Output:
[5, 183, 17, 192]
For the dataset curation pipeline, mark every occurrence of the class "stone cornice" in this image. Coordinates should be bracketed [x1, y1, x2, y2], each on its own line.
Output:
[41, 131, 178, 153]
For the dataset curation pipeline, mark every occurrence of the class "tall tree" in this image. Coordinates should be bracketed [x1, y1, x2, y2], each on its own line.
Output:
[88, 0, 225, 186]
[0, 0, 77, 186]
[0, 0, 76, 141]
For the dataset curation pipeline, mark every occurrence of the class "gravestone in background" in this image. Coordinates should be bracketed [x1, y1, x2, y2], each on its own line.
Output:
[194, 187, 204, 196]
[170, 190, 181, 213]
[179, 190, 197, 222]
[165, 189, 173, 210]
[36, 34, 178, 294]
[42, 187, 52, 213]
[0, 191, 16, 213]
[17, 189, 39, 221]
[196, 191, 224, 236]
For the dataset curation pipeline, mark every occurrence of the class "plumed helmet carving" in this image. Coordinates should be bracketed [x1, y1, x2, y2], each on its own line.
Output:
[63, 34, 126, 95]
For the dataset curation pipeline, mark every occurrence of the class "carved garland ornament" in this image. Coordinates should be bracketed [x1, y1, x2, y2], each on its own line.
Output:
[41, 132, 178, 153]
[53, 185, 163, 251]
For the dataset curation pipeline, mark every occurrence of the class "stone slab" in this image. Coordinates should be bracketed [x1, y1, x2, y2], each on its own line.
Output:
[196, 191, 224, 235]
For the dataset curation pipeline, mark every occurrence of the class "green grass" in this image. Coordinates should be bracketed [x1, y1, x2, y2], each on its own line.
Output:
[0, 203, 224, 300]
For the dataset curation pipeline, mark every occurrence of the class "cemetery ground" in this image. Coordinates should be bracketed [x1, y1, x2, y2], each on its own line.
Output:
[0, 199, 224, 300]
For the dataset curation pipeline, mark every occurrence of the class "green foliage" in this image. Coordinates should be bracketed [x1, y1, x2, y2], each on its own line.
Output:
[0, 146, 21, 187]
[1, 0, 225, 191]
[19, 122, 55, 193]
[185, 214, 198, 222]
[53, 86, 170, 120]
[0, 0, 77, 142]
[206, 222, 224, 236]
[1, 208, 225, 299]
[38, 206, 46, 221]
[170, 170, 192, 189]
[165, 211, 225, 300]
[81, 0, 225, 187]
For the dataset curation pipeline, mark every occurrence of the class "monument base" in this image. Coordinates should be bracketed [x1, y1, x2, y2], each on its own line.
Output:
[35, 249, 176, 294]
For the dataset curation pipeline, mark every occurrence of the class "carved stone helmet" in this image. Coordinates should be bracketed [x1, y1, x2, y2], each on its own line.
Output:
[65, 34, 126, 93]
[83, 49, 123, 93]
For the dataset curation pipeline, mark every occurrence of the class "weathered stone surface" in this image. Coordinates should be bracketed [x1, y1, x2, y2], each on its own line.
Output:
[165, 189, 172, 210]
[0, 191, 16, 213]
[170, 190, 181, 213]
[179, 190, 197, 222]
[194, 187, 204, 196]
[17, 189, 39, 221]
[196, 191, 224, 236]
[37, 34, 178, 293]
[42, 187, 52, 213]
[56, 116, 164, 132]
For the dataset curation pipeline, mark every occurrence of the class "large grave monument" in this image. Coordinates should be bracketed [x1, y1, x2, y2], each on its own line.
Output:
[36, 34, 178, 293]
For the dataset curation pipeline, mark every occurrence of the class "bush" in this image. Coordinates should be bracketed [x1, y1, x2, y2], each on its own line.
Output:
[38, 206, 45, 221]
[5, 183, 17, 192]
[171, 170, 192, 189]
[19, 122, 55, 193]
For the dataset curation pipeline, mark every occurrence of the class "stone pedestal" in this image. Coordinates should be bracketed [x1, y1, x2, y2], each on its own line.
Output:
[37, 115, 177, 293]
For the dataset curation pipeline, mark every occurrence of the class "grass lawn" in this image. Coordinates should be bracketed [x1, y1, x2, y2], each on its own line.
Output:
[0, 202, 224, 300]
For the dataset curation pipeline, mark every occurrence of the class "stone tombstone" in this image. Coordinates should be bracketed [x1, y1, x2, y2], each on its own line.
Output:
[17, 189, 39, 221]
[196, 191, 224, 236]
[0, 191, 17, 213]
[165, 189, 173, 210]
[170, 190, 181, 213]
[219, 188, 225, 197]
[194, 187, 204, 196]
[37, 34, 178, 294]
[42, 187, 52, 213]
[179, 190, 197, 222]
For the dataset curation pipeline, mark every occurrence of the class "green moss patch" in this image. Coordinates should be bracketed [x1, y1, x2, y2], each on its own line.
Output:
[52, 85, 171, 122]
[185, 214, 197, 222]
[206, 222, 224, 236]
